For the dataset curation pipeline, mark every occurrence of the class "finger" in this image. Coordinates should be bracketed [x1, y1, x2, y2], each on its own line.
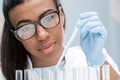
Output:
[76, 16, 100, 29]
[79, 12, 98, 20]
[80, 31, 89, 40]
[89, 26, 107, 40]
[80, 21, 102, 35]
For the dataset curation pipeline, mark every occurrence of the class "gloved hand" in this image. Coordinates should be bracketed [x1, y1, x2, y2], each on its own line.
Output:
[76, 12, 107, 66]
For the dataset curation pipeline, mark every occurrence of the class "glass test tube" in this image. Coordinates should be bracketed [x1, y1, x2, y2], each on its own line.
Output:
[82, 66, 100, 80]
[73, 67, 82, 80]
[24, 69, 40, 80]
[93, 65, 100, 80]
[82, 66, 90, 80]
[16, 70, 23, 80]
[102, 65, 110, 80]
[42, 69, 54, 80]
[56, 68, 64, 80]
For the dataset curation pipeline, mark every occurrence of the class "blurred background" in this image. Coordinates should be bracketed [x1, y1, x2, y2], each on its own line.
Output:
[61, 0, 120, 69]
[0, 0, 120, 69]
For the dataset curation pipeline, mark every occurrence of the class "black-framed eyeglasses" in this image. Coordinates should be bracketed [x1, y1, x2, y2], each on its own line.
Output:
[11, 9, 60, 40]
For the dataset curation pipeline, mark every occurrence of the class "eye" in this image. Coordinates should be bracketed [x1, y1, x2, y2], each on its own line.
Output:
[42, 13, 55, 23]
[19, 24, 32, 32]
[16, 24, 35, 40]
[46, 15, 54, 21]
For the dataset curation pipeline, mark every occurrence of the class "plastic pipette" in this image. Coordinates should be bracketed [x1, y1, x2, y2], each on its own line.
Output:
[55, 26, 79, 69]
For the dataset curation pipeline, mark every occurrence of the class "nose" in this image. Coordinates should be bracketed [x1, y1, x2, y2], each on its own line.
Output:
[36, 25, 49, 41]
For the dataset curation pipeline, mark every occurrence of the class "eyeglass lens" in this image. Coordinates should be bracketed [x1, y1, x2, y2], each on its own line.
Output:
[15, 11, 60, 40]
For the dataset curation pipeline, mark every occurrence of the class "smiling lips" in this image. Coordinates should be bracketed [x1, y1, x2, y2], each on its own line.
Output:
[39, 41, 56, 54]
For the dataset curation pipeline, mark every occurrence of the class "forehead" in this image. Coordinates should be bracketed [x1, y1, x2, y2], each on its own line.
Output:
[9, 0, 56, 26]
[9, 0, 55, 13]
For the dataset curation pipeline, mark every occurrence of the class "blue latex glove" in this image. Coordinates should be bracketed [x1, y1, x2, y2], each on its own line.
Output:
[76, 12, 107, 66]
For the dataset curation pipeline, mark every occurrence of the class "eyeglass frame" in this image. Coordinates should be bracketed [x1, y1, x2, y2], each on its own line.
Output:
[11, 8, 60, 40]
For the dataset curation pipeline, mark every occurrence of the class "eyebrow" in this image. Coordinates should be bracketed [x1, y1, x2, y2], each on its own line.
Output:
[16, 9, 55, 27]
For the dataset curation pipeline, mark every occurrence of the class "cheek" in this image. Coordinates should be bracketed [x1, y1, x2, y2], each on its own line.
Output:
[21, 40, 35, 54]
[55, 24, 64, 45]
[55, 23, 64, 37]
[20, 24, 64, 54]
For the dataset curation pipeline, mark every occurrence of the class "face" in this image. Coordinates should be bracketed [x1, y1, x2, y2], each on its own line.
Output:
[9, 0, 65, 67]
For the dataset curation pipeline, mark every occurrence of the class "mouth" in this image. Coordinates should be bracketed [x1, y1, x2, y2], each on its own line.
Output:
[38, 41, 57, 54]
